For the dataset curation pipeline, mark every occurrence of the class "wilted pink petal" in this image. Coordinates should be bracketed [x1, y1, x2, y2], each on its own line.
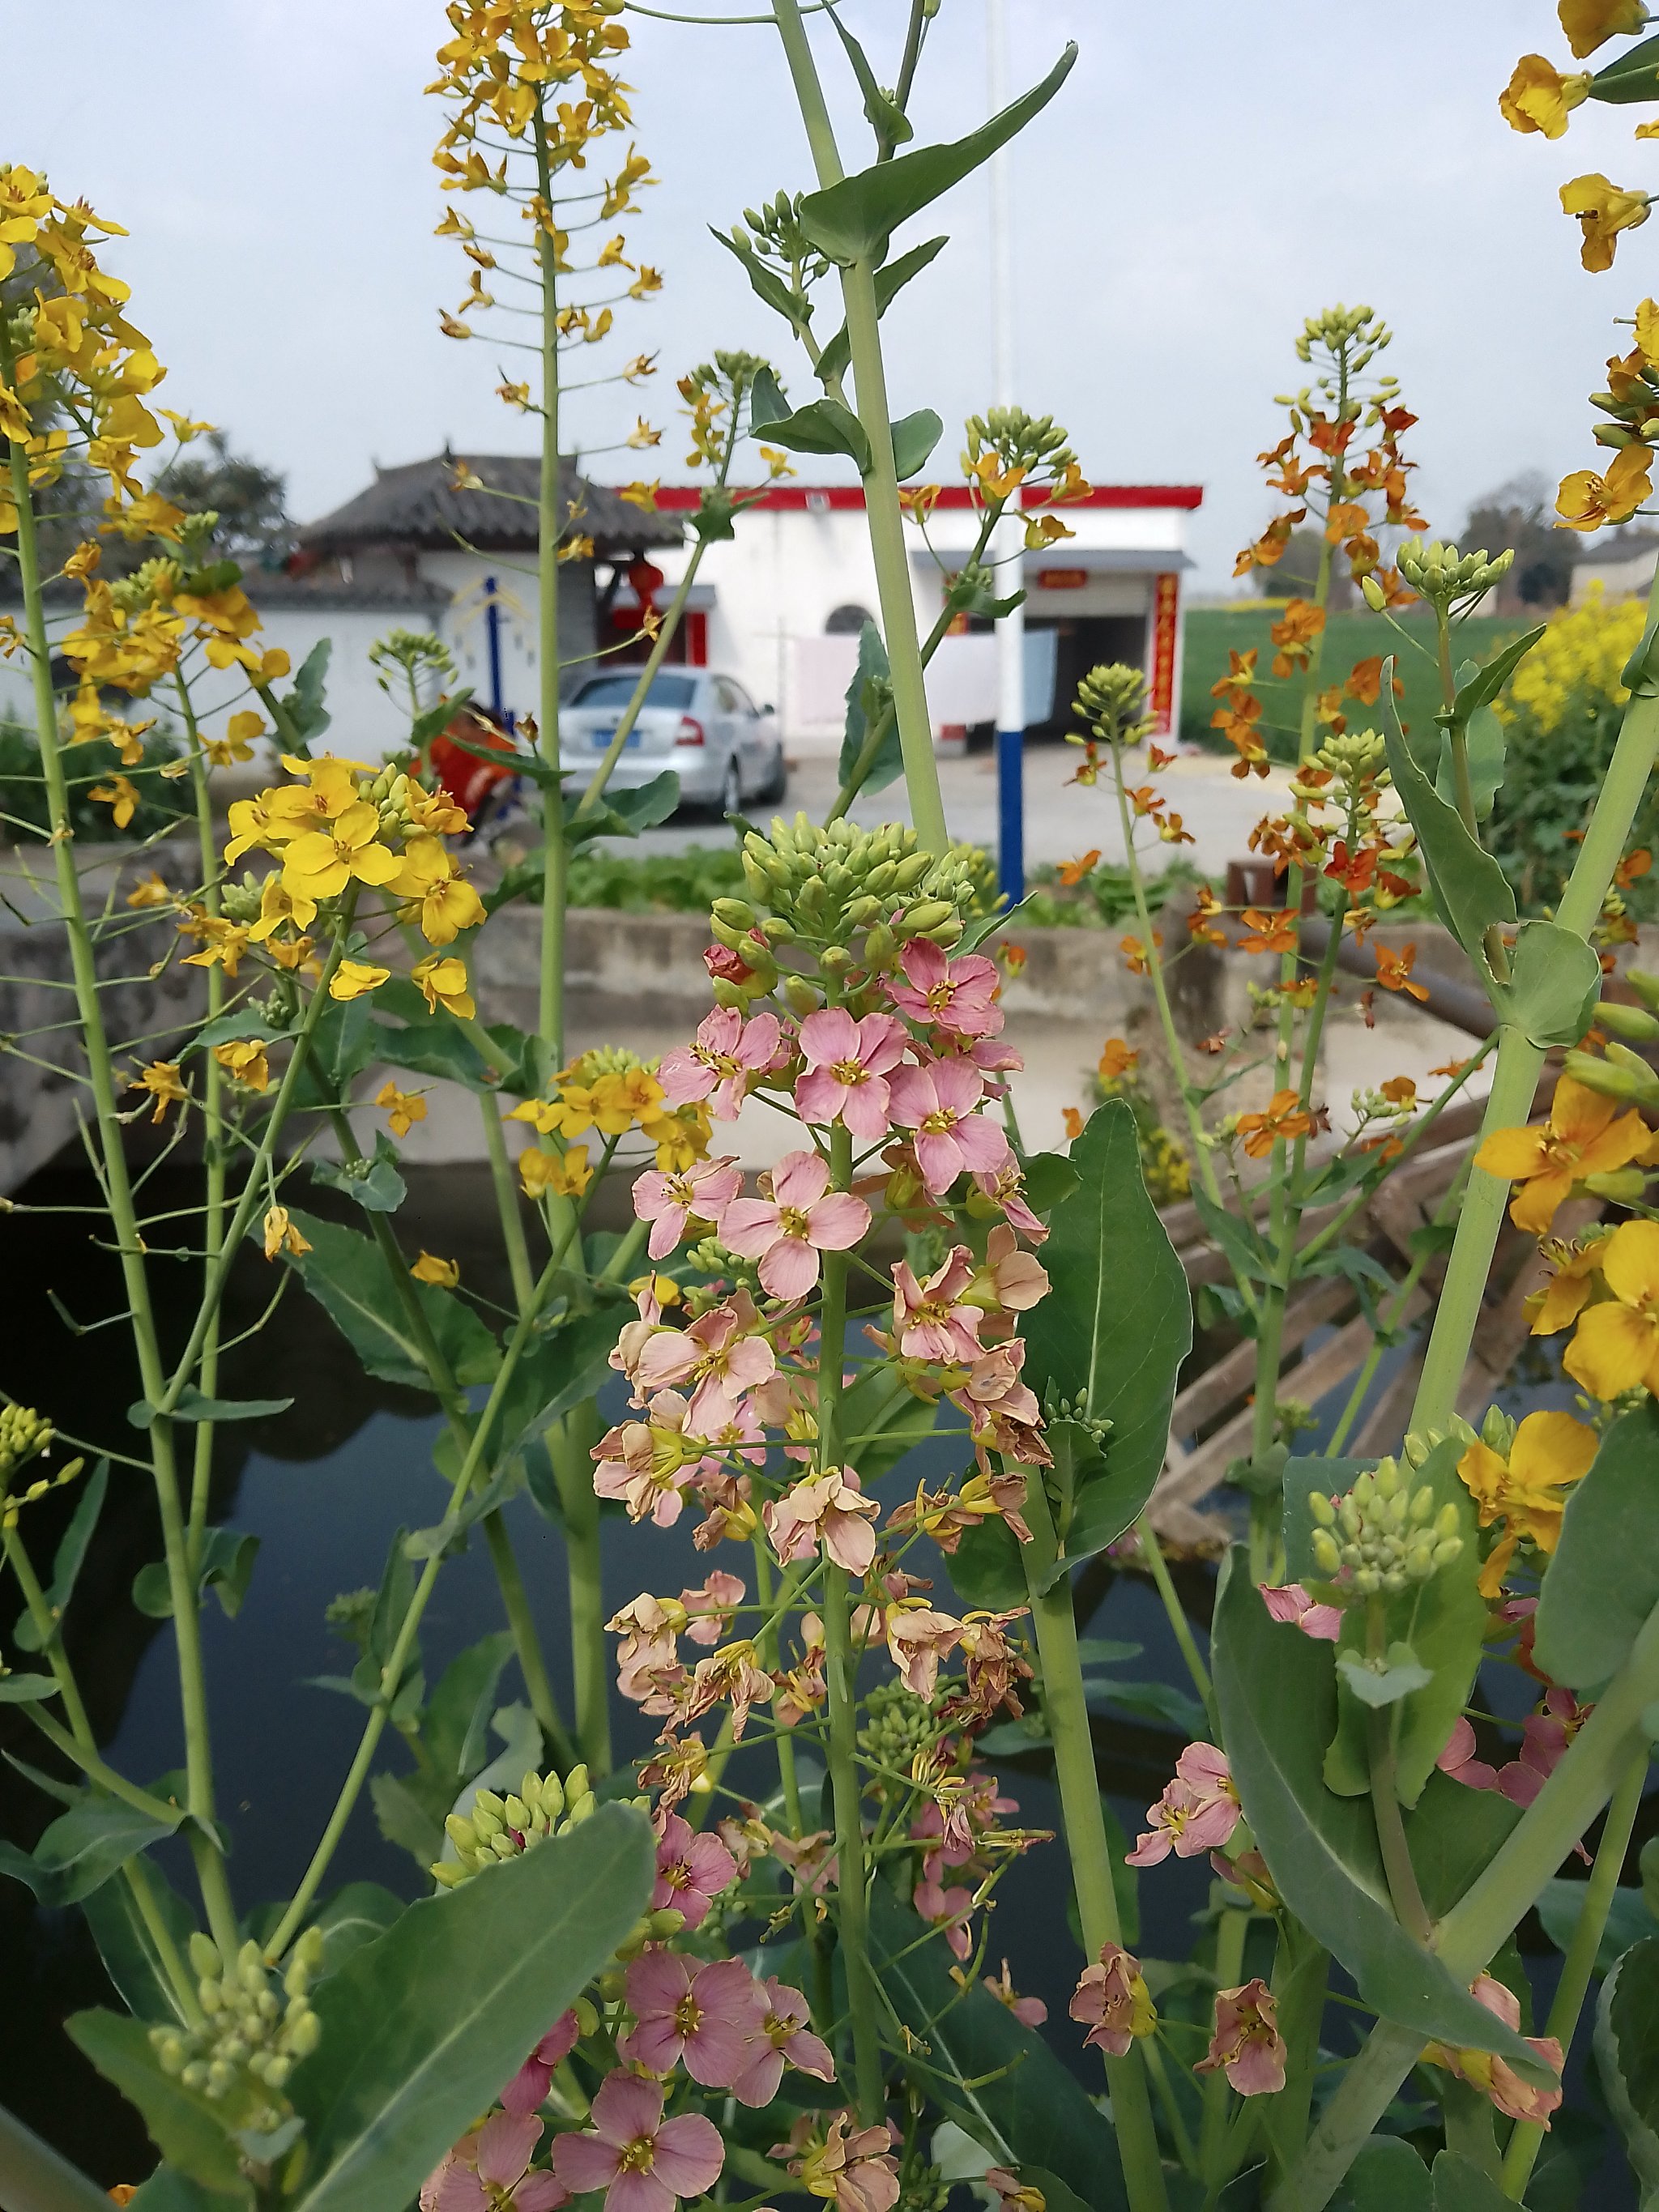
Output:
[1195, 1979, 1286, 2096]
[1259, 1582, 1342, 1642]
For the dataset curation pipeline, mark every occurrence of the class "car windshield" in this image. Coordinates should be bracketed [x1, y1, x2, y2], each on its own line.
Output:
[571, 673, 696, 710]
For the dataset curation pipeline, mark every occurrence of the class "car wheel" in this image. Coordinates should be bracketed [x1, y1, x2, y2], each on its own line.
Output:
[755, 742, 788, 805]
[719, 756, 743, 818]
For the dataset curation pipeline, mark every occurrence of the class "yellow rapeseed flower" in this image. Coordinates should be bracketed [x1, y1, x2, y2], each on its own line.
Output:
[213, 1039, 271, 1092]
[1559, 0, 1649, 59]
[88, 775, 139, 829]
[262, 1204, 311, 1260]
[520, 1144, 593, 1201]
[1556, 445, 1653, 531]
[1498, 585, 1648, 726]
[125, 872, 173, 910]
[1458, 1409, 1599, 1597]
[330, 959, 390, 1003]
[1560, 173, 1653, 269]
[1565, 1218, 1659, 1396]
[376, 1080, 427, 1138]
[1475, 1072, 1650, 1233]
[418, 873, 486, 946]
[412, 954, 476, 1019]
[130, 1061, 186, 1124]
[410, 1251, 460, 1288]
[282, 803, 401, 901]
[1499, 54, 1593, 137]
[1526, 1228, 1613, 1334]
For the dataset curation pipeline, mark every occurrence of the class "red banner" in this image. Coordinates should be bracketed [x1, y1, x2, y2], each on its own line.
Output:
[1149, 571, 1179, 736]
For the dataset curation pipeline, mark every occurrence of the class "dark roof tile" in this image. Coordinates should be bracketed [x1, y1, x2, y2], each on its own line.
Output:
[299, 453, 682, 556]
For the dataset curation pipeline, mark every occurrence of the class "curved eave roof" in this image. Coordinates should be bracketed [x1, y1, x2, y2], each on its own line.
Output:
[300, 454, 683, 556]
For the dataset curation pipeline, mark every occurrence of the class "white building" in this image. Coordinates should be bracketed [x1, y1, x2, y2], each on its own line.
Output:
[603, 481, 1202, 748]
[1570, 529, 1659, 607]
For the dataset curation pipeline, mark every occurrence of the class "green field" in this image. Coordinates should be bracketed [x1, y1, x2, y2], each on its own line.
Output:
[1179, 604, 1526, 759]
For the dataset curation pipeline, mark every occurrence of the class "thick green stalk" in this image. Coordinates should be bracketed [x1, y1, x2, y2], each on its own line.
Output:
[178, 678, 224, 1571]
[1021, 1472, 1170, 2212]
[770, 0, 948, 854]
[1260, 1924, 1328, 2187]
[552, 1398, 610, 1775]
[817, 1124, 885, 2122]
[0, 2098, 119, 2212]
[3, 420, 237, 1956]
[533, 104, 568, 1059]
[1500, 1745, 1649, 2198]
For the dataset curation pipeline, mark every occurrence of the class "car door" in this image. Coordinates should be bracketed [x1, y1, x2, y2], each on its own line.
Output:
[721, 677, 762, 783]
[710, 677, 745, 791]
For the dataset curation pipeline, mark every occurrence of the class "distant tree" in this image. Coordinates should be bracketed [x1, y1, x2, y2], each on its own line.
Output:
[1249, 523, 1355, 609]
[32, 433, 293, 578]
[1460, 471, 1573, 610]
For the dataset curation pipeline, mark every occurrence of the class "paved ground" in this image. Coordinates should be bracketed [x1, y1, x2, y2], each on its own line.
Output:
[603, 740, 1297, 881]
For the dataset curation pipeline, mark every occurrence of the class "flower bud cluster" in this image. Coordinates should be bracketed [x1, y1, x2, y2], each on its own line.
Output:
[1394, 539, 1515, 612]
[859, 1677, 949, 1768]
[1073, 663, 1153, 749]
[1308, 1457, 1463, 1595]
[1306, 726, 1388, 794]
[731, 191, 828, 280]
[151, 1929, 323, 2102]
[0, 1402, 53, 1479]
[1294, 301, 1389, 361]
[1590, 349, 1659, 449]
[737, 815, 983, 957]
[963, 405, 1079, 481]
[434, 1762, 597, 1885]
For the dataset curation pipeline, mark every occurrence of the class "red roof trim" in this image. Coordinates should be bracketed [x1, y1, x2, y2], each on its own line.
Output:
[628, 483, 1204, 513]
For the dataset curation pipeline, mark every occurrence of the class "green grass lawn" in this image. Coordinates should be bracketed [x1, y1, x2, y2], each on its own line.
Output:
[1179, 604, 1527, 759]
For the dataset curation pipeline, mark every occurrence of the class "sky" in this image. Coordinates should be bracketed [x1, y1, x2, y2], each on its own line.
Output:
[9, 2, 1657, 589]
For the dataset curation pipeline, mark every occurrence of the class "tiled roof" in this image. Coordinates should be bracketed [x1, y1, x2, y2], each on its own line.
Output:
[299, 453, 682, 556]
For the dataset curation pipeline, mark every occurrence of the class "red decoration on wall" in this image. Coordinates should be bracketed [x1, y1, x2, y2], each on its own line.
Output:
[1149, 573, 1179, 736]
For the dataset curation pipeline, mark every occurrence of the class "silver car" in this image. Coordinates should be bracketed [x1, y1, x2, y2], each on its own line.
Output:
[562, 669, 787, 816]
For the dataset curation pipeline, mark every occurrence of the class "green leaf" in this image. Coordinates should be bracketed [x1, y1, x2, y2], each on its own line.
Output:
[824, 5, 913, 150]
[82, 1864, 196, 2023]
[949, 1515, 1027, 1612]
[13, 1461, 106, 1652]
[423, 1632, 516, 1784]
[1496, 919, 1601, 1051]
[0, 1673, 58, 1702]
[815, 237, 947, 386]
[284, 1803, 654, 2212]
[837, 620, 899, 796]
[370, 1772, 446, 1866]
[1444, 628, 1546, 729]
[1337, 1643, 1434, 1708]
[492, 1307, 627, 1466]
[1435, 705, 1506, 825]
[1589, 30, 1659, 101]
[1021, 1100, 1192, 1536]
[128, 2168, 243, 2212]
[599, 770, 680, 834]
[364, 979, 497, 1089]
[889, 407, 943, 481]
[753, 394, 872, 475]
[281, 637, 333, 745]
[407, 686, 474, 749]
[66, 2011, 249, 2198]
[1535, 1402, 1659, 1692]
[1323, 1438, 1488, 1808]
[798, 46, 1079, 264]
[311, 1129, 407, 1215]
[1595, 1937, 1659, 2197]
[868, 1885, 1127, 2211]
[0, 1793, 184, 1908]
[1212, 1562, 1556, 2078]
[1407, 1775, 1520, 1918]
[309, 1882, 406, 1977]
[1381, 666, 1514, 977]
[273, 1209, 501, 1392]
[133, 1528, 260, 1622]
[710, 228, 811, 334]
[1082, 1675, 1206, 1735]
[1021, 1149, 1081, 1217]
[1335, 2134, 1432, 2212]
[1429, 2150, 1513, 2210]
[1191, 1189, 1273, 1286]
[1538, 1877, 1658, 1977]
[0, 2096, 129, 2212]
[129, 1388, 292, 1430]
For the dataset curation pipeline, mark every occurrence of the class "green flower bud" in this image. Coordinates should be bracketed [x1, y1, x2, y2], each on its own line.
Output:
[1596, 998, 1659, 1043]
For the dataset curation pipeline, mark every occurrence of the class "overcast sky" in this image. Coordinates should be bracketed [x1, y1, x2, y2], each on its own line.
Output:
[11, 2, 1653, 586]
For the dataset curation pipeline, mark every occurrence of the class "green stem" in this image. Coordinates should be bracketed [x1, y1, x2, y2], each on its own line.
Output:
[484, 1509, 576, 1771]
[1201, 1907, 1250, 2194]
[481, 1091, 536, 1311]
[1499, 1745, 1648, 2199]
[533, 103, 567, 1061]
[578, 527, 719, 816]
[1260, 1924, 1328, 2188]
[770, 0, 947, 854]
[3, 407, 237, 1958]
[1021, 1470, 1170, 2212]
[752, 1533, 804, 1834]
[177, 676, 224, 1574]
[552, 1397, 610, 1775]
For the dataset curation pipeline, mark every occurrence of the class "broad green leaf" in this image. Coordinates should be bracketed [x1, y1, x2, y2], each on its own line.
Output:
[815, 236, 948, 386]
[405, 1451, 522, 1562]
[492, 1307, 627, 1466]
[1323, 1438, 1487, 1808]
[83, 1865, 197, 2024]
[130, 1389, 292, 1430]
[1021, 1149, 1081, 1217]
[824, 5, 913, 150]
[66, 2011, 249, 2198]
[0, 1793, 183, 1908]
[1539, 1877, 1658, 1977]
[1407, 1775, 1520, 1917]
[1596, 1937, 1659, 2197]
[370, 1772, 446, 1866]
[274, 1210, 501, 1392]
[798, 46, 1078, 264]
[312, 1130, 407, 1215]
[1495, 919, 1601, 1051]
[1022, 1100, 1192, 1534]
[407, 684, 473, 749]
[133, 1527, 259, 1622]
[948, 1515, 1027, 1611]
[1381, 669, 1514, 976]
[1534, 1402, 1659, 1692]
[868, 1886, 1127, 2211]
[13, 1461, 106, 1652]
[1589, 30, 1659, 101]
[281, 637, 333, 744]
[710, 227, 811, 333]
[0, 2091, 161, 2212]
[753, 394, 872, 474]
[1082, 1675, 1206, 1736]
[1213, 1563, 1555, 2078]
[1430, 2150, 1513, 2210]
[600, 770, 680, 834]
[837, 620, 900, 796]
[840, 1363, 941, 1481]
[285, 1803, 653, 2212]
[358, 978, 497, 1089]
[309, 1882, 406, 1977]
[0, 1673, 57, 1702]
[890, 407, 943, 481]
[1334, 2133, 1432, 2212]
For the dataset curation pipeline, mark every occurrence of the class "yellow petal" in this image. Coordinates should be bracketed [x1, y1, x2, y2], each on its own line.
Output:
[1564, 1300, 1659, 1399]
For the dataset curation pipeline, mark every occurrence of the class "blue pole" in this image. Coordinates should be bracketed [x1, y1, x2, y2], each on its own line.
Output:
[996, 723, 1024, 904]
[484, 572, 504, 716]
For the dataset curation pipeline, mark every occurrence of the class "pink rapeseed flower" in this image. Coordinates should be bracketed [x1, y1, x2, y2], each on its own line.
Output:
[885, 1604, 965, 1699]
[764, 1465, 881, 1575]
[501, 2011, 582, 2119]
[1423, 1974, 1563, 2127]
[1259, 1582, 1343, 1643]
[618, 1951, 766, 2087]
[1069, 1943, 1155, 2056]
[659, 1008, 783, 1120]
[1125, 1741, 1241, 1866]
[886, 1058, 1011, 1196]
[776, 2112, 900, 2212]
[914, 1876, 975, 1961]
[551, 2071, 724, 2212]
[634, 1293, 776, 1404]
[1196, 1980, 1287, 2096]
[889, 940, 1003, 1037]
[971, 1162, 1048, 1242]
[720, 1149, 871, 1301]
[728, 1975, 837, 2107]
[679, 1569, 746, 1646]
[795, 1008, 908, 1141]
[422, 2113, 568, 2212]
[632, 1157, 743, 1261]
[891, 1246, 983, 1364]
[650, 1812, 738, 1930]
[983, 1958, 1047, 2028]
